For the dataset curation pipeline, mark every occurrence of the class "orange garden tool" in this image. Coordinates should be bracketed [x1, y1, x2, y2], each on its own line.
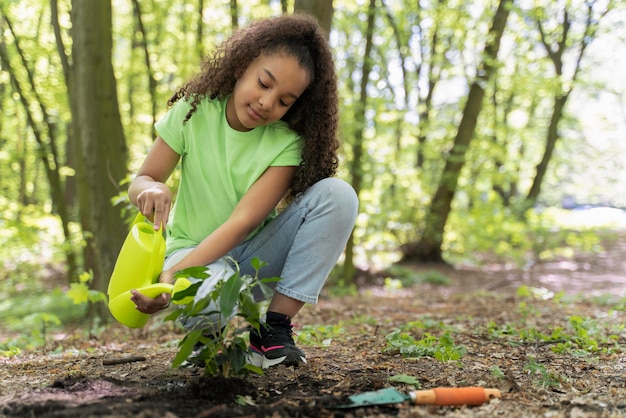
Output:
[335, 386, 501, 408]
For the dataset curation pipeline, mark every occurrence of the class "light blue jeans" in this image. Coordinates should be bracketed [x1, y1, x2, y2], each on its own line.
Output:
[164, 177, 358, 330]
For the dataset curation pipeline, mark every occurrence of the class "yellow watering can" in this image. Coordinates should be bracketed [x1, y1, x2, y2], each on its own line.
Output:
[107, 213, 169, 328]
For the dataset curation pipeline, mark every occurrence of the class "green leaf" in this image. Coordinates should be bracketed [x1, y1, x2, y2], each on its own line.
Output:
[163, 309, 183, 322]
[66, 283, 89, 305]
[250, 257, 268, 270]
[238, 293, 260, 324]
[172, 330, 203, 368]
[78, 271, 92, 284]
[174, 266, 210, 281]
[243, 364, 264, 375]
[388, 374, 421, 386]
[235, 395, 256, 406]
[87, 289, 107, 303]
[219, 271, 243, 317]
[171, 282, 201, 302]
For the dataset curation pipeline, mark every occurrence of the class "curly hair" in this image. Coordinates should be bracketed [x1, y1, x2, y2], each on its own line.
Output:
[168, 14, 339, 197]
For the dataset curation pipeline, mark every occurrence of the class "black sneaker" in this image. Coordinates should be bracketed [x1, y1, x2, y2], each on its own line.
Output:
[248, 312, 307, 369]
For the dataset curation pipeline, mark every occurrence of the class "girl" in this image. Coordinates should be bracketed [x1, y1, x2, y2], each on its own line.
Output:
[128, 14, 358, 368]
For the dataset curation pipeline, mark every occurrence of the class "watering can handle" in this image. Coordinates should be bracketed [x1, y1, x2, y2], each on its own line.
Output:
[148, 216, 164, 285]
[131, 212, 164, 285]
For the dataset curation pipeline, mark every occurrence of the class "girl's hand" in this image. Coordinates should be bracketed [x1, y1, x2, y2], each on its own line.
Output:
[130, 269, 176, 314]
[135, 182, 172, 230]
[130, 289, 171, 314]
[158, 269, 176, 285]
[128, 137, 180, 230]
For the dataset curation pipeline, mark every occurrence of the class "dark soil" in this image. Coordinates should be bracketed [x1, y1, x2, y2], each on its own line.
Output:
[1, 237, 625, 418]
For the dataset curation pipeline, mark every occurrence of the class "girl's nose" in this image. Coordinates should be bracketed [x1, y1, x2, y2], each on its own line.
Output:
[259, 94, 274, 111]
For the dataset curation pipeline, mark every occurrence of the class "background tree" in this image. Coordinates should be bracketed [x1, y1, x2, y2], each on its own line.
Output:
[522, 0, 613, 213]
[0, 5, 78, 280]
[294, 0, 333, 33]
[341, 0, 376, 279]
[401, 0, 513, 263]
[69, 0, 129, 319]
[130, 0, 158, 131]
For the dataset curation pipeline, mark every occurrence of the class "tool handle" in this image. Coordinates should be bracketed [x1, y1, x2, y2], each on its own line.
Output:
[409, 387, 501, 406]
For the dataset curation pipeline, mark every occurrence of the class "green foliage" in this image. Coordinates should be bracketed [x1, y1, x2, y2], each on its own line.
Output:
[0, 212, 93, 354]
[446, 200, 609, 267]
[385, 329, 467, 362]
[486, 308, 623, 357]
[0, 286, 87, 352]
[384, 266, 452, 287]
[298, 324, 346, 348]
[524, 357, 563, 388]
[489, 365, 505, 379]
[165, 258, 277, 377]
[0, 311, 62, 355]
[66, 271, 107, 305]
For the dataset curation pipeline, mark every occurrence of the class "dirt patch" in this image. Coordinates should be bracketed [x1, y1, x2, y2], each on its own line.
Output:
[1, 237, 625, 417]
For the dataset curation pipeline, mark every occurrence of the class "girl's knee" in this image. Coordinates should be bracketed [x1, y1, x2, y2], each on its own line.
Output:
[310, 177, 359, 218]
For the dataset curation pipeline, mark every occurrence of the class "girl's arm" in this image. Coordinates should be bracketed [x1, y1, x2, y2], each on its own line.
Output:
[128, 136, 180, 229]
[131, 164, 298, 314]
[165, 165, 298, 274]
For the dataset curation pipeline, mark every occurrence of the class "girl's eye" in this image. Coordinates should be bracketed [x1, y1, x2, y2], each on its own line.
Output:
[279, 100, 290, 107]
[258, 79, 268, 89]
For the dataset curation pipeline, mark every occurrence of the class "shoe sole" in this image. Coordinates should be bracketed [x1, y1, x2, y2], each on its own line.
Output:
[247, 350, 264, 368]
[262, 353, 306, 368]
[247, 349, 306, 369]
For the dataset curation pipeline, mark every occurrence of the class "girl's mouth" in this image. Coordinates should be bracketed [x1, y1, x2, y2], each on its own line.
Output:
[248, 105, 265, 121]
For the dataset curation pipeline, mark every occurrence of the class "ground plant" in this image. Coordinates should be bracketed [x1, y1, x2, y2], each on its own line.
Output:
[166, 259, 278, 377]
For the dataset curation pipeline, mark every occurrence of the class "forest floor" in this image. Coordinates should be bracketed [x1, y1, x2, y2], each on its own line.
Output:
[1, 234, 625, 417]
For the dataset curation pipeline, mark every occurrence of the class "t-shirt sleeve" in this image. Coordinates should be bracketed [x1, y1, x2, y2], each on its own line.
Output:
[154, 100, 193, 155]
[270, 134, 303, 167]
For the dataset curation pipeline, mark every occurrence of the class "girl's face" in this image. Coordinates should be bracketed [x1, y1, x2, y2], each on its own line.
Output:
[226, 53, 311, 132]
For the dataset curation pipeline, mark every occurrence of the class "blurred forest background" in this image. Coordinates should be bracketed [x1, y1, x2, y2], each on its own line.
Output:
[1, 0, 625, 342]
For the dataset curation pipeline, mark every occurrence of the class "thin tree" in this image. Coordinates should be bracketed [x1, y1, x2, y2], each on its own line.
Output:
[342, 0, 376, 279]
[401, 0, 513, 263]
[230, 0, 238, 29]
[197, 0, 205, 57]
[0, 9, 78, 281]
[131, 0, 158, 130]
[522, 0, 612, 213]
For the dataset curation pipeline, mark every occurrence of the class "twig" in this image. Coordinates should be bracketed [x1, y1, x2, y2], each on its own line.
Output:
[102, 356, 147, 366]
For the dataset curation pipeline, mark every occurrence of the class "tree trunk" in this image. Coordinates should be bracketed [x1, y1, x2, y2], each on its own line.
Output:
[415, 0, 441, 170]
[523, 93, 567, 210]
[521, 1, 608, 213]
[229, 0, 238, 29]
[401, 0, 512, 263]
[294, 0, 333, 35]
[71, 0, 129, 321]
[131, 0, 158, 131]
[197, 0, 205, 57]
[342, 0, 376, 280]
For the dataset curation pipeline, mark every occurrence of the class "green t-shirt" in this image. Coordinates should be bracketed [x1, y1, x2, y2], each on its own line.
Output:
[154, 97, 303, 256]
